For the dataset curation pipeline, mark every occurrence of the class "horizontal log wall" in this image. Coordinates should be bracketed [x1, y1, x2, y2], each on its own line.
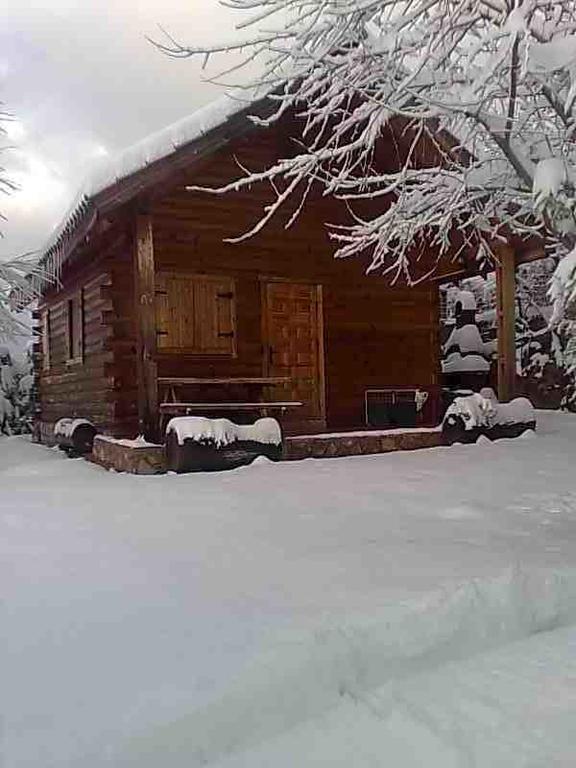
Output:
[35, 219, 139, 438]
[35, 114, 447, 439]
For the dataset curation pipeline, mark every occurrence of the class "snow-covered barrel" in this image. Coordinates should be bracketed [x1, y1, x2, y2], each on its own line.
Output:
[165, 416, 283, 473]
[54, 418, 98, 456]
[442, 392, 536, 444]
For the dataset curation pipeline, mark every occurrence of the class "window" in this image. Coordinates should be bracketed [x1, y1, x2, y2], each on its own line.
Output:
[41, 310, 51, 371]
[155, 273, 236, 355]
[66, 291, 84, 362]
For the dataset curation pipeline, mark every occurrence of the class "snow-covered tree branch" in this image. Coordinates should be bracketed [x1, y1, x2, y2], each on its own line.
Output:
[0, 107, 50, 340]
[159, 0, 576, 300]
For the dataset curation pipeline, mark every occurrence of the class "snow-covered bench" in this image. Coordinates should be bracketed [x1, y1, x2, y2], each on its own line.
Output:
[159, 401, 302, 434]
[165, 416, 284, 473]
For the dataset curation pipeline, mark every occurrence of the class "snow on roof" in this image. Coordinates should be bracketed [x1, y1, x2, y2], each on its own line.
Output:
[87, 94, 257, 201]
[40, 90, 267, 277]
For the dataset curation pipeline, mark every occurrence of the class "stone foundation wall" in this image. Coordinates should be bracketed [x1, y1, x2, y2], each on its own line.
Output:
[284, 430, 443, 461]
[91, 436, 166, 475]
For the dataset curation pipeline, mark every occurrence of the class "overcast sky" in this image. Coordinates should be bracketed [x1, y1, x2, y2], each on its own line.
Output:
[0, 0, 247, 259]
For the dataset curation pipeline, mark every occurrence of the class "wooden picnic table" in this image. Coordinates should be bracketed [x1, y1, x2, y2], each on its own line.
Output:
[158, 376, 291, 403]
[157, 376, 301, 431]
[158, 376, 290, 387]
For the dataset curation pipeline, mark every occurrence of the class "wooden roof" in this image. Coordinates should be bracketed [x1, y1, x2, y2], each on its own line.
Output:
[37, 91, 545, 286]
[39, 93, 274, 281]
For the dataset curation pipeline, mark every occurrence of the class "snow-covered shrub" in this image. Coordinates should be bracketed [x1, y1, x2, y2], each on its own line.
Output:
[442, 290, 491, 376]
[0, 344, 34, 435]
[517, 258, 576, 411]
[441, 264, 576, 410]
[443, 393, 535, 432]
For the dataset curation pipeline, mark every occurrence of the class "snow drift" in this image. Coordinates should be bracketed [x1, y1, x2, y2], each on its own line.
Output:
[119, 566, 576, 767]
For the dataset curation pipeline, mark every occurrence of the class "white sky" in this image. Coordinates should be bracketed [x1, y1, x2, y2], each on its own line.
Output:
[0, 0, 248, 259]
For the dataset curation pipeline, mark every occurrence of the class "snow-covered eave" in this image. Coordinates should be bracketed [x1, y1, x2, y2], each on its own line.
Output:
[36, 91, 274, 285]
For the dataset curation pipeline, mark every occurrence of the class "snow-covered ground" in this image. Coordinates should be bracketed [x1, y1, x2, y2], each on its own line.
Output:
[3, 411, 576, 767]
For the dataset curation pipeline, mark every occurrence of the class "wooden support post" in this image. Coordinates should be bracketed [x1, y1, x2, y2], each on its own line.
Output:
[496, 244, 516, 402]
[134, 214, 159, 441]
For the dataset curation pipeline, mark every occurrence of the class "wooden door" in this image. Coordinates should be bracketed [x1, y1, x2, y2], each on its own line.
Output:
[264, 281, 325, 422]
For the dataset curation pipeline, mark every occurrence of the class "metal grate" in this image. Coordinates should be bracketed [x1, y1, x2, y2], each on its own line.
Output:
[365, 389, 419, 428]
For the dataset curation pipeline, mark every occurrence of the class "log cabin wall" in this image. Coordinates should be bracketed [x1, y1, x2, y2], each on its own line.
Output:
[35, 115, 446, 441]
[35, 218, 139, 440]
[149, 124, 441, 432]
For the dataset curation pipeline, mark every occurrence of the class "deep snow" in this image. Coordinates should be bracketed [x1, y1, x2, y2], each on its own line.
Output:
[3, 411, 576, 766]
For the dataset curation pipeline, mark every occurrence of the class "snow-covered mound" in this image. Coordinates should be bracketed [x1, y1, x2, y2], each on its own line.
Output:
[443, 393, 535, 430]
[443, 324, 485, 355]
[120, 566, 576, 767]
[442, 352, 490, 374]
[166, 417, 282, 448]
[454, 289, 476, 311]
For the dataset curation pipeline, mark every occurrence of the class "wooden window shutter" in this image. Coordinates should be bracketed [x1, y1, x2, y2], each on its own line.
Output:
[66, 292, 84, 361]
[194, 277, 235, 355]
[155, 273, 196, 349]
[42, 310, 51, 371]
[75, 290, 84, 360]
[155, 273, 235, 355]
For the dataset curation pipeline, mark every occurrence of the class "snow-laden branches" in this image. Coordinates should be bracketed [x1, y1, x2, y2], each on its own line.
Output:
[0, 253, 50, 340]
[160, 0, 576, 296]
[0, 109, 53, 340]
[0, 107, 18, 205]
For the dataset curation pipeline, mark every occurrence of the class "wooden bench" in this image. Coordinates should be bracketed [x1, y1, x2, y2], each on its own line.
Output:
[158, 377, 302, 431]
[158, 376, 292, 404]
[160, 402, 302, 413]
[159, 401, 303, 432]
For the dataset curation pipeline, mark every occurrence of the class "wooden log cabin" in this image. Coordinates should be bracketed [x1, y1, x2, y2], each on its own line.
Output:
[32, 95, 529, 445]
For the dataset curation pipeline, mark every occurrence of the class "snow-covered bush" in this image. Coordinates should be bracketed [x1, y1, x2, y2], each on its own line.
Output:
[443, 392, 535, 431]
[442, 290, 491, 376]
[516, 257, 576, 410]
[0, 344, 34, 435]
[441, 263, 576, 409]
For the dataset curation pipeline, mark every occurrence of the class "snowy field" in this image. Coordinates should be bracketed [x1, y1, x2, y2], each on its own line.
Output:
[3, 411, 576, 767]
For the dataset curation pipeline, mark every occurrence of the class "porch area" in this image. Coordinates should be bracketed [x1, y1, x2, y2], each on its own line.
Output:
[91, 424, 445, 475]
[131, 212, 521, 455]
